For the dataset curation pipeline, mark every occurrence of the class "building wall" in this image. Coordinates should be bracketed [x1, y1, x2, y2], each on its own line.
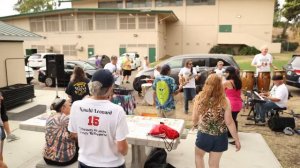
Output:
[0, 42, 26, 87]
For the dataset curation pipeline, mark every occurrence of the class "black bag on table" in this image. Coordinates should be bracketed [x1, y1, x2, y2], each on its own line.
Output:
[144, 148, 175, 168]
[268, 116, 295, 132]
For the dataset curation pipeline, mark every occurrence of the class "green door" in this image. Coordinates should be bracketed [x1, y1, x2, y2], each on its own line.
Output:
[88, 48, 94, 57]
[149, 48, 156, 63]
[119, 48, 126, 56]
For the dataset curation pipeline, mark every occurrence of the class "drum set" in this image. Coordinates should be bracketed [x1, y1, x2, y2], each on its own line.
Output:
[141, 78, 154, 105]
[241, 70, 286, 92]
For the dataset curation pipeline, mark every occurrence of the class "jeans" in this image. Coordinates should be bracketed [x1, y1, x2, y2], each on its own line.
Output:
[255, 101, 280, 122]
[183, 88, 196, 113]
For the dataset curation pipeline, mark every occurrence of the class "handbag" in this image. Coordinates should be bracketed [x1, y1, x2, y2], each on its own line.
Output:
[148, 122, 180, 151]
[268, 116, 295, 132]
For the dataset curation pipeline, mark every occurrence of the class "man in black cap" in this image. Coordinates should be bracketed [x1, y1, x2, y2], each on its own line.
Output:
[255, 74, 289, 125]
[68, 69, 129, 168]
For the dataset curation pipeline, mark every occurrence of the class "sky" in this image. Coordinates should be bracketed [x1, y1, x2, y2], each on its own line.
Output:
[0, 0, 285, 17]
[0, 0, 71, 17]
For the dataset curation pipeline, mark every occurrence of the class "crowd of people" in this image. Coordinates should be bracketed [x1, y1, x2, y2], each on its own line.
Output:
[1, 46, 290, 167]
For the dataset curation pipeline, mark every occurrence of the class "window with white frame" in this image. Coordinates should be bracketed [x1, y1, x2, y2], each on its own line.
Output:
[138, 15, 155, 29]
[78, 14, 93, 31]
[61, 14, 75, 31]
[63, 45, 77, 56]
[126, 0, 152, 8]
[120, 15, 136, 29]
[31, 45, 45, 53]
[29, 17, 44, 32]
[98, 0, 123, 8]
[45, 15, 59, 32]
[95, 14, 117, 30]
[155, 0, 183, 7]
[186, 0, 215, 6]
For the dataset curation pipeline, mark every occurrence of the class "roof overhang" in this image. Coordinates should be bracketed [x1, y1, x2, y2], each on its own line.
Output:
[0, 8, 178, 22]
[0, 21, 42, 41]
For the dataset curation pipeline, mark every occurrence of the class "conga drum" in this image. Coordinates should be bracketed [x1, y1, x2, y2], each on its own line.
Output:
[273, 70, 286, 83]
[257, 72, 271, 92]
[241, 70, 255, 91]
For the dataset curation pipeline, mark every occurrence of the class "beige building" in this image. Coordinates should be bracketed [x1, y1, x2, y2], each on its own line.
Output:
[0, 21, 41, 88]
[0, 0, 280, 62]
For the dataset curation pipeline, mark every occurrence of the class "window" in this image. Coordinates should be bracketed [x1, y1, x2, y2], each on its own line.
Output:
[98, 0, 123, 8]
[209, 58, 230, 67]
[186, 0, 215, 6]
[45, 16, 59, 32]
[63, 45, 77, 56]
[120, 15, 136, 29]
[167, 59, 182, 68]
[219, 25, 232, 33]
[31, 45, 45, 53]
[139, 15, 155, 29]
[95, 14, 117, 30]
[126, 0, 152, 8]
[30, 17, 44, 32]
[61, 15, 75, 32]
[78, 14, 93, 31]
[155, 0, 183, 7]
[191, 58, 206, 67]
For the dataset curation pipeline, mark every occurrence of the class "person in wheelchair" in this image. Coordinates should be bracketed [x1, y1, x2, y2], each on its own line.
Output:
[255, 75, 288, 125]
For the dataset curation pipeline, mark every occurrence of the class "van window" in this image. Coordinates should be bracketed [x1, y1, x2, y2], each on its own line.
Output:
[209, 58, 230, 67]
[190, 58, 206, 67]
[166, 59, 182, 68]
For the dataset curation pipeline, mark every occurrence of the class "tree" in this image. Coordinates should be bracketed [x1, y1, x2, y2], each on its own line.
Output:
[281, 0, 300, 39]
[14, 0, 55, 14]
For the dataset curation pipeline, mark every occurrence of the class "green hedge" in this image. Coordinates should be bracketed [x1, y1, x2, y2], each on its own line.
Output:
[209, 45, 234, 55]
[281, 42, 299, 52]
[238, 46, 260, 55]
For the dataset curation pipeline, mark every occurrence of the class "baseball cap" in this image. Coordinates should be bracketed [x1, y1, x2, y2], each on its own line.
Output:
[272, 75, 283, 81]
[91, 69, 114, 88]
[50, 98, 66, 112]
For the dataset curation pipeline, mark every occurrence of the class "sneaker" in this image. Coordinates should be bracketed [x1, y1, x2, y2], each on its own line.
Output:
[283, 127, 294, 136]
[6, 134, 20, 142]
[256, 121, 266, 126]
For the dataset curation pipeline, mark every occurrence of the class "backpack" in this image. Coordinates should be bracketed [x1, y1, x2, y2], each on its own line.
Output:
[144, 148, 175, 168]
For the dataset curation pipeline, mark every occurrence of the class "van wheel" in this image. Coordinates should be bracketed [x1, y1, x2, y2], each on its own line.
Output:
[45, 77, 55, 87]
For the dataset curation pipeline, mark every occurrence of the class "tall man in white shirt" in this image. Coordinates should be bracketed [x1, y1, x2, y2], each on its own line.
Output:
[251, 46, 275, 76]
[255, 75, 289, 125]
[68, 69, 129, 168]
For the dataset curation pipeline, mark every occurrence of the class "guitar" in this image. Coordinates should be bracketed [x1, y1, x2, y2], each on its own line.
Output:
[179, 73, 200, 86]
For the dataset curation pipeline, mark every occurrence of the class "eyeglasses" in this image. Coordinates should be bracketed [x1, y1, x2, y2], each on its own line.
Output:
[188, 63, 193, 65]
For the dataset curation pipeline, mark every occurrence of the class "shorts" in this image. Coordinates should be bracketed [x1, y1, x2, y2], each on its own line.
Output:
[123, 69, 131, 76]
[195, 132, 228, 152]
[0, 126, 6, 141]
[156, 109, 176, 118]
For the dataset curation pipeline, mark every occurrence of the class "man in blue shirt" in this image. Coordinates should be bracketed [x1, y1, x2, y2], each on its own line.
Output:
[152, 64, 182, 118]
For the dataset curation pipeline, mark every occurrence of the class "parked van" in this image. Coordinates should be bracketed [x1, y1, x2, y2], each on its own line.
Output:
[120, 52, 141, 70]
[27, 53, 57, 69]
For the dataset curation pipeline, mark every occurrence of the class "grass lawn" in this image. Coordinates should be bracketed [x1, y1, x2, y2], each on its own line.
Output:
[234, 52, 293, 71]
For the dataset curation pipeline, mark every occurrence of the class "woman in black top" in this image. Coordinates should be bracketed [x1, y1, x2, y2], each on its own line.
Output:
[65, 66, 90, 103]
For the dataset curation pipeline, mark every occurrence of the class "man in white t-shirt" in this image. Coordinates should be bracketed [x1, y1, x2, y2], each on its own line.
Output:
[251, 46, 275, 76]
[214, 61, 225, 77]
[178, 60, 200, 114]
[104, 55, 121, 86]
[68, 69, 129, 168]
[255, 75, 289, 125]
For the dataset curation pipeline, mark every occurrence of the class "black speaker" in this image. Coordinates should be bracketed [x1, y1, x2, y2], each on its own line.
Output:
[46, 54, 64, 78]
[268, 116, 295, 132]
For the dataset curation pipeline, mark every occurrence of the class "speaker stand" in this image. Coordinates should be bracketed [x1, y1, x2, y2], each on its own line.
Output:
[55, 77, 60, 98]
